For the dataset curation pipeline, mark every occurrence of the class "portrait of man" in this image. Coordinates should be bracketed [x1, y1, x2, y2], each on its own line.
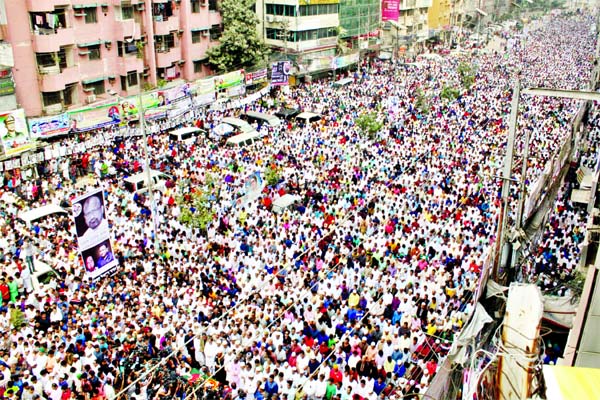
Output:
[2, 114, 26, 140]
[95, 242, 115, 269]
[74, 192, 109, 248]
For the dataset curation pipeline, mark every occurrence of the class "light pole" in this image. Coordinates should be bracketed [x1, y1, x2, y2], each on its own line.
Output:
[492, 84, 600, 283]
[137, 73, 161, 254]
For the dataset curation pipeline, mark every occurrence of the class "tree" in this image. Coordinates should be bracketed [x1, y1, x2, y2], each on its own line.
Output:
[206, 0, 270, 73]
[414, 88, 430, 115]
[355, 112, 384, 140]
[440, 85, 460, 102]
[176, 179, 217, 234]
[457, 62, 475, 90]
[264, 164, 281, 187]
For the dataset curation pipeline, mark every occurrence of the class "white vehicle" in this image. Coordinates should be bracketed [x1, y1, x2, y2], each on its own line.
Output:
[18, 205, 69, 225]
[225, 131, 264, 148]
[168, 126, 206, 145]
[243, 111, 282, 127]
[272, 194, 301, 214]
[31, 260, 60, 293]
[123, 170, 173, 195]
[295, 112, 321, 126]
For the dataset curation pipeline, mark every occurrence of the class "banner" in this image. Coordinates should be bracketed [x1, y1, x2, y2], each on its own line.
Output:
[192, 77, 216, 105]
[0, 109, 33, 156]
[233, 171, 265, 207]
[331, 52, 359, 70]
[68, 102, 120, 132]
[72, 189, 118, 279]
[271, 61, 291, 86]
[246, 68, 268, 86]
[28, 113, 71, 138]
[382, 0, 400, 22]
[307, 57, 332, 73]
[215, 70, 245, 90]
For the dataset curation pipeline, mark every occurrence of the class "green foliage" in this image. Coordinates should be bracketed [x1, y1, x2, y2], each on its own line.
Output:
[457, 62, 475, 90]
[176, 187, 215, 233]
[10, 307, 26, 330]
[414, 88, 430, 115]
[157, 79, 167, 88]
[142, 82, 155, 91]
[440, 85, 460, 102]
[264, 164, 281, 187]
[206, 0, 270, 73]
[355, 112, 384, 140]
[136, 41, 144, 59]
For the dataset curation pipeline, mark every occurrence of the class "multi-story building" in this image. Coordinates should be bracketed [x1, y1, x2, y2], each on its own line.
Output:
[338, 0, 380, 43]
[428, 0, 452, 31]
[1, 0, 221, 117]
[382, 0, 432, 54]
[256, 0, 340, 67]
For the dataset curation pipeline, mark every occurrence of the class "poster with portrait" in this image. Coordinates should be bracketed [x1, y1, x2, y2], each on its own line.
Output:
[28, 113, 71, 138]
[232, 171, 265, 208]
[72, 189, 117, 279]
[0, 109, 33, 156]
[271, 61, 291, 86]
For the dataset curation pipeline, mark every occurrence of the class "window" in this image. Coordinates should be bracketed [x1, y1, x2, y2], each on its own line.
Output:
[88, 45, 101, 60]
[36, 53, 56, 68]
[42, 91, 61, 107]
[209, 24, 221, 41]
[122, 5, 134, 20]
[298, 4, 338, 16]
[265, 4, 296, 16]
[193, 61, 204, 73]
[209, 0, 218, 11]
[191, 0, 201, 13]
[154, 34, 175, 52]
[63, 84, 76, 106]
[117, 40, 138, 57]
[294, 27, 337, 42]
[192, 31, 202, 43]
[84, 80, 105, 95]
[153, 2, 173, 21]
[127, 71, 138, 87]
[85, 7, 97, 24]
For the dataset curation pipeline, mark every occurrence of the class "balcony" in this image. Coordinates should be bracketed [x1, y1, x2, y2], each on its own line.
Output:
[153, 15, 180, 36]
[117, 56, 144, 76]
[27, 0, 68, 12]
[155, 47, 180, 68]
[111, 0, 142, 4]
[39, 66, 78, 92]
[115, 20, 142, 40]
[400, 0, 417, 10]
[32, 28, 75, 53]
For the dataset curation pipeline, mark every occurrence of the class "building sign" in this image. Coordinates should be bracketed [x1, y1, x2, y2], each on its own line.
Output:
[28, 113, 71, 138]
[271, 61, 291, 86]
[0, 109, 33, 156]
[382, 0, 400, 22]
[192, 77, 216, 105]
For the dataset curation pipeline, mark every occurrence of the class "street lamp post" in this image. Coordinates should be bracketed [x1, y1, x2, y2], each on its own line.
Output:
[137, 74, 161, 254]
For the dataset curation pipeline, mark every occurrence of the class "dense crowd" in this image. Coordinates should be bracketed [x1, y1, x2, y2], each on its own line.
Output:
[0, 12, 596, 400]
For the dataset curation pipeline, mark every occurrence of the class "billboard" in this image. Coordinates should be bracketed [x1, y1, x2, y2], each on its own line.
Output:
[233, 171, 264, 207]
[331, 53, 359, 69]
[28, 113, 71, 138]
[382, 0, 400, 22]
[271, 61, 291, 86]
[72, 189, 118, 279]
[246, 68, 268, 86]
[0, 109, 33, 156]
[215, 70, 245, 90]
[192, 77, 216, 105]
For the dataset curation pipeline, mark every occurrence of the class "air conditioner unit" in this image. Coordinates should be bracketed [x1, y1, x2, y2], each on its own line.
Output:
[266, 15, 274, 23]
[86, 94, 97, 104]
[274, 16, 283, 23]
[202, 30, 210, 36]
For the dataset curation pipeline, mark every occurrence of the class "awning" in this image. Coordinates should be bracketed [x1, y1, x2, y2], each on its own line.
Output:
[77, 41, 102, 48]
[73, 4, 98, 8]
[193, 57, 208, 62]
[191, 27, 211, 32]
[82, 76, 105, 84]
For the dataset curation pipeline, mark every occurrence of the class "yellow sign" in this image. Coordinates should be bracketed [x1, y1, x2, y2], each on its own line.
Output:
[299, 0, 339, 5]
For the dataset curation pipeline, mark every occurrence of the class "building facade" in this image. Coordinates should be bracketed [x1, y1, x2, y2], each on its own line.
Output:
[381, 0, 433, 55]
[1, 0, 221, 117]
[256, 0, 340, 69]
[428, 0, 452, 30]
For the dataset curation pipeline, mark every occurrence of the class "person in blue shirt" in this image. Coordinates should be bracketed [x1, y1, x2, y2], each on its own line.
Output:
[373, 376, 387, 396]
[263, 375, 279, 400]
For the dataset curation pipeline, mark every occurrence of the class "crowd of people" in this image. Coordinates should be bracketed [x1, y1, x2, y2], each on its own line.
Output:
[0, 11, 596, 400]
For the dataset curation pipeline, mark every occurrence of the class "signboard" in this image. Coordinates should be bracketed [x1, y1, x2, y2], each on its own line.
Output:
[233, 171, 265, 207]
[28, 113, 71, 138]
[307, 57, 332, 73]
[215, 70, 245, 90]
[0, 109, 32, 156]
[68, 102, 120, 132]
[382, 0, 400, 22]
[72, 189, 118, 279]
[193, 77, 216, 105]
[271, 61, 291, 86]
[331, 52, 359, 70]
[246, 68, 268, 86]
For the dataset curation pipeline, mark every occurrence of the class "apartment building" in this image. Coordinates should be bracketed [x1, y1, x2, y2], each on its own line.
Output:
[428, 0, 452, 30]
[1, 0, 221, 117]
[398, 0, 433, 44]
[256, 0, 340, 67]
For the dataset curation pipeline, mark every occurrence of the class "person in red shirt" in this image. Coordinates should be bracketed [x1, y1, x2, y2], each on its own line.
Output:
[329, 364, 343, 385]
